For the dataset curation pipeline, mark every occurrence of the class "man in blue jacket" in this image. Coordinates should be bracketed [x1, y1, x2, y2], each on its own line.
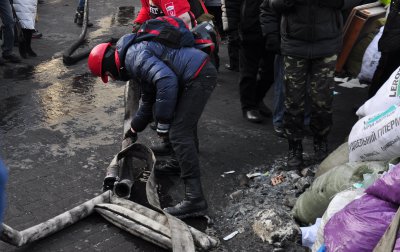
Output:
[87, 30, 217, 218]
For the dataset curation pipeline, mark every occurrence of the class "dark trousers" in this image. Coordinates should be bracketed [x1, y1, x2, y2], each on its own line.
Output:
[283, 55, 336, 140]
[169, 62, 217, 179]
[368, 50, 400, 98]
[226, 30, 240, 69]
[239, 37, 275, 111]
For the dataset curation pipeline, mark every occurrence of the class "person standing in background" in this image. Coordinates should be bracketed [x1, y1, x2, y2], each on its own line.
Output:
[0, 0, 21, 64]
[0, 159, 8, 227]
[368, 0, 400, 98]
[223, 0, 275, 123]
[268, 0, 359, 170]
[13, 0, 38, 57]
[221, 0, 239, 71]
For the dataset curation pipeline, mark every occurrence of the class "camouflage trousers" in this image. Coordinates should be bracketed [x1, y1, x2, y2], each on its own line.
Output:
[283, 55, 337, 140]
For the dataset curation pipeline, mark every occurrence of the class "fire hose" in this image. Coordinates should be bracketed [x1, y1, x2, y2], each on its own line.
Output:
[62, 0, 117, 66]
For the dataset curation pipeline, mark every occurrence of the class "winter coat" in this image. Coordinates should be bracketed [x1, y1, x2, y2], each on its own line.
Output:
[116, 34, 209, 131]
[13, 0, 37, 30]
[269, 0, 360, 59]
[134, 0, 191, 24]
[221, 0, 263, 41]
[260, 0, 281, 51]
[378, 0, 400, 52]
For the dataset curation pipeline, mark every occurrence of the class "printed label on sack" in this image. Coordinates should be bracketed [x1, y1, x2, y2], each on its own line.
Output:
[389, 69, 400, 97]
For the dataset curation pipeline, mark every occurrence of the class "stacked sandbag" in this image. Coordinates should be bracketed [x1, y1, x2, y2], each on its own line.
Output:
[292, 161, 386, 225]
[324, 164, 400, 251]
[312, 189, 365, 252]
[356, 66, 400, 118]
[349, 104, 400, 162]
[315, 142, 349, 177]
[358, 26, 383, 83]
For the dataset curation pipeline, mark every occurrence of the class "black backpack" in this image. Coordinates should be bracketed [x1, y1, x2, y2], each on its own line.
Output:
[135, 16, 195, 49]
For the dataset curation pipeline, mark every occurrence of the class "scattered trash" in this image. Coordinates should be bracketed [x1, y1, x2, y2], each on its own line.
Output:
[238, 227, 245, 233]
[223, 230, 239, 241]
[230, 190, 244, 200]
[238, 174, 250, 187]
[271, 174, 285, 186]
[333, 91, 340, 95]
[334, 76, 349, 83]
[300, 218, 322, 249]
[338, 78, 368, 89]
[224, 170, 236, 174]
[247, 172, 262, 178]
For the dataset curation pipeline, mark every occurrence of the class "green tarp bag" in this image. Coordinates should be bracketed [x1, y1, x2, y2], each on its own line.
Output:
[293, 161, 387, 225]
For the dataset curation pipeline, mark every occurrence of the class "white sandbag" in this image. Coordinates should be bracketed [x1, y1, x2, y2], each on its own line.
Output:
[356, 66, 400, 117]
[358, 26, 383, 83]
[349, 104, 400, 162]
[312, 189, 365, 252]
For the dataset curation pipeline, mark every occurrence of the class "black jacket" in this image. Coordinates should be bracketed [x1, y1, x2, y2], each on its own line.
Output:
[260, 0, 281, 51]
[378, 0, 400, 52]
[222, 0, 264, 41]
[269, 0, 359, 59]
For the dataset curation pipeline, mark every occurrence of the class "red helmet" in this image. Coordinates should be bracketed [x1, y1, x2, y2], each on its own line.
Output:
[88, 43, 112, 83]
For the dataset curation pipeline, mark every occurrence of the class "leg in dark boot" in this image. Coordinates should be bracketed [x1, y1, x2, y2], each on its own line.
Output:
[151, 136, 173, 156]
[287, 139, 303, 170]
[18, 29, 28, 59]
[164, 177, 208, 218]
[313, 137, 328, 162]
[74, 9, 93, 27]
[155, 156, 180, 176]
[24, 30, 37, 57]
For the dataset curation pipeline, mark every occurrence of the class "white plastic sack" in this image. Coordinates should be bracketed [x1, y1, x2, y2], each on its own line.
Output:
[358, 27, 383, 83]
[301, 218, 322, 249]
[312, 189, 365, 252]
[356, 66, 400, 117]
[349, 104, 400, 162]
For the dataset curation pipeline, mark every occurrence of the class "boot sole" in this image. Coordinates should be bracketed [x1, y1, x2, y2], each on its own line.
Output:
[170, 209, 208, 219]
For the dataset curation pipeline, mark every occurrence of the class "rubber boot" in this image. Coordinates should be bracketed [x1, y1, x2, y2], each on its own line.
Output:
[287, 140, 303, 170]
[314, 137, 328, 162]
[74, 10, 93, 27]
[155, 157, 180, 176]
[164, 178, 208, 219]
[18, 30, 28, 59]
[151, 137, 173, 156]
[23, 29, 37, 57]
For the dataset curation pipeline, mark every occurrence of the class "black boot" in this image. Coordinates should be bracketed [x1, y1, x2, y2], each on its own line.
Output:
[164, 178, 208, 219]
[24, 29, 37, 57]
[151, 137, 173, 156]
[314, 137, 328, 162]
[155, 158, 180, 176]
[287, 140, 303, 170]
[18, 30, 28, 59]
[74, 10, 93, 27]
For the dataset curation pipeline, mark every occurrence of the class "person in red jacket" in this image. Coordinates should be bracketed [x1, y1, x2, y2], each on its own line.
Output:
[132, 0, 196, 31]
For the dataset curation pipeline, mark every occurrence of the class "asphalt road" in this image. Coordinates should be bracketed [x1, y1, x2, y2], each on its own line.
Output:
[0, 0, 368, 251]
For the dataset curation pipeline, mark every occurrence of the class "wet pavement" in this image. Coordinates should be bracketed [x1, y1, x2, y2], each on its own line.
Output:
[0, 0, 368, 251]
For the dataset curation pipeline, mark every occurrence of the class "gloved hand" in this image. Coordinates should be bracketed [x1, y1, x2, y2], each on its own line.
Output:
[156, 123, 170, 138]
[132, 22, 141, 33]
[124, 128, 138, 143]
[270, 0, 295, 13]
[265, 34, 281, 54]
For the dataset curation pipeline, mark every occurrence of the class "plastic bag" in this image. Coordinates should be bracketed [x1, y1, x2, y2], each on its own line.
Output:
[358, 27, 383, 83]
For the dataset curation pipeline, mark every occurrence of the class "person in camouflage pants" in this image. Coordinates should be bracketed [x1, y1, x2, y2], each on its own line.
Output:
[269, 0, 360, 170]
[284, 55, 336, 141]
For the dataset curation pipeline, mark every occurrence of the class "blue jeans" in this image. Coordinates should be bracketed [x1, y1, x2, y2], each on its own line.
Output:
[77, 0, 85, 11]
[273, 54, 311, 127]
[273, 55, 285, 126]
[0, 0, 15, 57]
[0, 160, 8, 226]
